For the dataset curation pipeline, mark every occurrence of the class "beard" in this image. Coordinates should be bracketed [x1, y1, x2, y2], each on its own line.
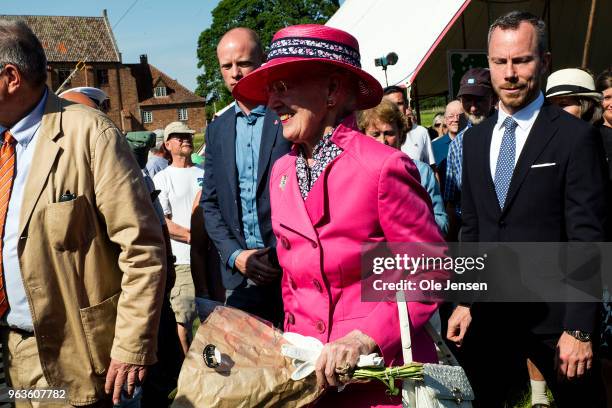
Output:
[178, 146, 193, 157]
[494, 80, 540, 113]
[466, 113, 486, 125]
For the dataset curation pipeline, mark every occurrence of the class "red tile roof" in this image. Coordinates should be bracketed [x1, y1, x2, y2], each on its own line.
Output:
[0, 14, 120, 62]
[129, 63, 205, 106]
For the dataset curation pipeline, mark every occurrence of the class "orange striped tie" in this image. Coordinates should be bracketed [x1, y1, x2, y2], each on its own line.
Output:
[0, 130, 16, 318]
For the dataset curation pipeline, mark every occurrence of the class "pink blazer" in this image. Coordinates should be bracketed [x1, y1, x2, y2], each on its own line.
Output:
[269, 117, 445, 406]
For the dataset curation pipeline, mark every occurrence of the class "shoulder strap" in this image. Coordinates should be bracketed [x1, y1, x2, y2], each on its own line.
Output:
[396, 291, 413, 363]
[396, 291, 460, 367]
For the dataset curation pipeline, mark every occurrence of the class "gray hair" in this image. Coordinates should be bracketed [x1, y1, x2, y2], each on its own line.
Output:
[488, 11, 548, 56]
[0, 20, 47, 86]
[577, 96, 602, 125]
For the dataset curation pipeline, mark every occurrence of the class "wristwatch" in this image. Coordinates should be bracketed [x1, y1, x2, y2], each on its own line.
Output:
[564, 329, 592, 342]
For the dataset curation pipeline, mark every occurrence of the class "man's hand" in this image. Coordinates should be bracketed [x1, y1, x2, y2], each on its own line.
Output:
[236, 248, 282, 286]
[105, 359, 147, 405]
[234, 249, 258, 274]
[315, 330, 377, 389]
[446, 305, 472, 346]
[555, 332, 593, 381]
[165, 217, 191, 244]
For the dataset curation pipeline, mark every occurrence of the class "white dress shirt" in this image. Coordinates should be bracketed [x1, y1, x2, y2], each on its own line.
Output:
[401, 124, 435, 165]
[0, 89, 47, 331]
[490, 92, 544, 179]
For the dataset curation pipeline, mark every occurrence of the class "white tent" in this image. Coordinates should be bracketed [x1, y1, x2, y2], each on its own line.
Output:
[327, 0, 469, 87]
[327, 0, 611, 108]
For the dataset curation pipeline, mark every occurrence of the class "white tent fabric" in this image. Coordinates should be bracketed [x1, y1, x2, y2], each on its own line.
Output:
[326, 0, 469, 87]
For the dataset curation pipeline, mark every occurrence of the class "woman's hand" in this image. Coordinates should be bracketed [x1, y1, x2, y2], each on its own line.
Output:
[315, 330, 378, 389]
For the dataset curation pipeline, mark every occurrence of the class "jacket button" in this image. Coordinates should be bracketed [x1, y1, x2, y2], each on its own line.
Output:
[287, 313, 295, 325]
[281, 236, 290, 250]
[313, 279, 323, 292]
[315, 320, 326, 333]
[311, 242, 318, 248]
[498, 220, 506, 228]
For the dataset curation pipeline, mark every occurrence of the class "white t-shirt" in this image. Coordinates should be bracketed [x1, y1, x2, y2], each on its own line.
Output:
[401, 124, 435, 165]
[153, 166, 204, 264]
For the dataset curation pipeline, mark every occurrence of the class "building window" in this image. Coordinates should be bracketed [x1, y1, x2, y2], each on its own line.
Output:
[96, 69, 109, 85]
[142, 111, 153, 123]
[57, 68, 71, 85]
[154, 86, 167, 97]
[178, 108, 188, 121]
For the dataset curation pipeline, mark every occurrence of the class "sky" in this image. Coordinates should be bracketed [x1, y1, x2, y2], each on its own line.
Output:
[2, 0, 219, 91]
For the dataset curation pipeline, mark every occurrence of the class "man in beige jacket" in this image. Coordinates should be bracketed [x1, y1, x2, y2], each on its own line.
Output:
[0, 20, 165, 406]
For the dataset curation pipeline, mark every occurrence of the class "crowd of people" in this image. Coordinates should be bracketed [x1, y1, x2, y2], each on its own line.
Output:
[0, 9, 611, 408]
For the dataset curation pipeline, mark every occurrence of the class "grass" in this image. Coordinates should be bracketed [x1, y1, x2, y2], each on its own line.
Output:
[509, 388, 556, 408]
[193, 132, 205, 152]
[419, 107, 445, 128]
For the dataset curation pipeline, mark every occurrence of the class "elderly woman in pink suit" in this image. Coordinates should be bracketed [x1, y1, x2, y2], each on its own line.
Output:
[233, 24, 445, 407]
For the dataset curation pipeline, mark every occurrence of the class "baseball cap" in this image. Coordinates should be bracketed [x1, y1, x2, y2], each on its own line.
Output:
[125, 131, 156, 169]
[457, 68, 492, 97]
[163, 121, 195, 142]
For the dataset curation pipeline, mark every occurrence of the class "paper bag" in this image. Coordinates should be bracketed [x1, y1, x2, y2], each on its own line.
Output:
[171, 306, 322, 408]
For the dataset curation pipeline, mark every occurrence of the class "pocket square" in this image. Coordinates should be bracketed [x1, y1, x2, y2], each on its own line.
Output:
[531, 162, 556, 168]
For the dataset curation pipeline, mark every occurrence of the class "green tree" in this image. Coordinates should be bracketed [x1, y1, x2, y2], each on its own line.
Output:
[196, 0, 339, 119]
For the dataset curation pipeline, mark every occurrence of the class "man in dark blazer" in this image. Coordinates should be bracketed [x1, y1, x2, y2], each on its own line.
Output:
[201, 27, 291, 325]
[446, 11, 607, 407]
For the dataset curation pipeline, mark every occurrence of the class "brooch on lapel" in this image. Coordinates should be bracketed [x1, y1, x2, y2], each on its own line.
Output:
[279, 175, 288, 190]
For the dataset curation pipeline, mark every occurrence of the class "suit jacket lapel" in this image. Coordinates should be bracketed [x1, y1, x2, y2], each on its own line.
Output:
[19, 94, 62, 237]
[256, 110, 280, 192]
[481, 114, 501, 215]
[502, 105, 557, 214]
[220, 110, 238, 199]
[277, 156, 318, 243]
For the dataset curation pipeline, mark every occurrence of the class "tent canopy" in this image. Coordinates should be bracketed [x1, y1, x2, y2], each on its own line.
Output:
[327, 0, 468, 88]
[327, 0, 611, 99]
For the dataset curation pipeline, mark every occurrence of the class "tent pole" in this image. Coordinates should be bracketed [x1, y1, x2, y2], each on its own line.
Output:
[461, 14, 467, 49]
[413, 80, 421, 125]
[582, 0, 597, 68]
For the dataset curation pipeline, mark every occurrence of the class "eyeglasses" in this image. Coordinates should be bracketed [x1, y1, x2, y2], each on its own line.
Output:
[445, 114, 461, 120]
[266, 80, 290, 97]
[433, 123, 442, 128]
[168, 135, 193, 142]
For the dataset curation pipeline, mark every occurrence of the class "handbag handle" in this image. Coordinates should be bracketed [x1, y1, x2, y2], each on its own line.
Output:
[395, 291, 460, 367]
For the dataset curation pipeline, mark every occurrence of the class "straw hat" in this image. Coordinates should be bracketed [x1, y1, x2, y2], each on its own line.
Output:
[545, 68, 602, 101]
[232, 24, 382, 110]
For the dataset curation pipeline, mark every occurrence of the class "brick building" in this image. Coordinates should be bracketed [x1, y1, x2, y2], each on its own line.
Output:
[0, 12, 206, 133]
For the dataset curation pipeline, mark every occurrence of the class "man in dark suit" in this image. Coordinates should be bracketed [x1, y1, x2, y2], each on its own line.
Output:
[201, 27, 291, 325]
[446, 11, 607, 407]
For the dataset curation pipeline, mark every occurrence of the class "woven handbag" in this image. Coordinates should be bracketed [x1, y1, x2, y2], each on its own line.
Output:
[396, 291, 474, 408]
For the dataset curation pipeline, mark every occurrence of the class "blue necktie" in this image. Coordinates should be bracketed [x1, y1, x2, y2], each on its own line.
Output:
[494, 117, 518, 209]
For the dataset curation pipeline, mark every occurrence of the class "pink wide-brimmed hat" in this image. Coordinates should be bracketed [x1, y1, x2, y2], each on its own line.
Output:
[232, 24, 383, 110]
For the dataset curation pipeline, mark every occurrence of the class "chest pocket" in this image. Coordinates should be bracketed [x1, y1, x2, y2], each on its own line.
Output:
[44, 195, 97, 251]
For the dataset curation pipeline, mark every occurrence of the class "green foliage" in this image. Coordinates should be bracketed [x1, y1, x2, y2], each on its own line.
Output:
[196, 0, 339, 118]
